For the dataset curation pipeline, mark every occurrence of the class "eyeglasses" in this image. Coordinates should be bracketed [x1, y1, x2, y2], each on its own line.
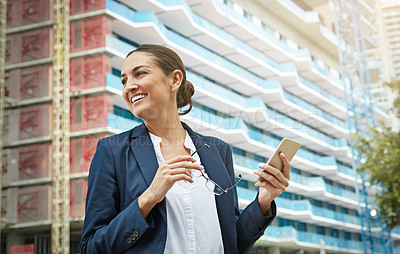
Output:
[191, 143, 242, 196]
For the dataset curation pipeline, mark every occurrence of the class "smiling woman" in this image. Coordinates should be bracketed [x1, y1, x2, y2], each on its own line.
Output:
[121, 45, 194, 120]
[80, 44, 290, 254]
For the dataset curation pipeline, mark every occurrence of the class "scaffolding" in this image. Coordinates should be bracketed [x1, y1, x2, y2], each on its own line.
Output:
[51, 0, 70, 253]
[332, 0, 393, 253]
[0, 0, 7, 250]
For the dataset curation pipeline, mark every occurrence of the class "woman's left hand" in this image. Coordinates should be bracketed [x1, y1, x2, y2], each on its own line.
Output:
[253, 152, 290, 216]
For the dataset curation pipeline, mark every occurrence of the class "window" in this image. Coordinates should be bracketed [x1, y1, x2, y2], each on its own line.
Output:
[293, 194, 302, 200]
[313, 200, 323, 207]
[327, 203, 336, 211]
[330, 229, 339, 238]
[232, 147, 245, 156]
[254, 154, 265, 163]
[296, 222, 307, 232]
[236, 179, 248, 188]
[316, 226, 325, 235]
[278, 218, 294, 227]
[280, 192, 292, 200]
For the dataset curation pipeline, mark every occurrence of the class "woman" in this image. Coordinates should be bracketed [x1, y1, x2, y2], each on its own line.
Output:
[80, 44, 291, 254]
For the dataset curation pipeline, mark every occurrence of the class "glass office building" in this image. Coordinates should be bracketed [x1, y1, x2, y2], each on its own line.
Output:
[1, 0, 399, 253]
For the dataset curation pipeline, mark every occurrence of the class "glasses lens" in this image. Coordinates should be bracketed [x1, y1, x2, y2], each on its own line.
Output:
[205, 180, 223, 195]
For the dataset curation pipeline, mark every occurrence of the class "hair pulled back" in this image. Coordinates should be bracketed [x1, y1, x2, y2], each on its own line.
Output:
[127, 44, 194, 116]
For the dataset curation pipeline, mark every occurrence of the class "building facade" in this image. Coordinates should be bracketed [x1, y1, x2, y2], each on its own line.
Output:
[1, 0, 399, 253]
[375, 0, 400, 129]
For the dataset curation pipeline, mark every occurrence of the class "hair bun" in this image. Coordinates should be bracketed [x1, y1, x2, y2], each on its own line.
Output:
[177, 80, 194, 115]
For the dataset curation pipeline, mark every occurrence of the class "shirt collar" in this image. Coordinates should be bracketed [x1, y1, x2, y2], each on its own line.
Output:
[148, 131, 197, 155]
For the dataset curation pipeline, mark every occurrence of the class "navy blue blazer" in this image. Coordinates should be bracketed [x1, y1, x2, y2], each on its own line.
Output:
[80, 122, 276, 254]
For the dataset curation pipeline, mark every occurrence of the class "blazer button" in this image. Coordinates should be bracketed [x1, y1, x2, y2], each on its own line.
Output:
[126, 237, 133, 244]
[133, 231, 139, 237]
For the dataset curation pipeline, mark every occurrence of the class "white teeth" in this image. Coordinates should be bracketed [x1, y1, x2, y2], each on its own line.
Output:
[131, 94, 147, 103]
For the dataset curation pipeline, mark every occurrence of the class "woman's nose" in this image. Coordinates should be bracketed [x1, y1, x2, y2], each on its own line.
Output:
[125, 80, 138, 91]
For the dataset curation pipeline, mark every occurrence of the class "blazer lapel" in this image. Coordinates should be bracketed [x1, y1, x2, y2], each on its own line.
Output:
[129, 123, 159, 186]
[129, 123, 167, 222]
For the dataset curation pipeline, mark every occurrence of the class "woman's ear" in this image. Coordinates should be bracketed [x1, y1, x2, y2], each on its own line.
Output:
[170, 70, 184, 92]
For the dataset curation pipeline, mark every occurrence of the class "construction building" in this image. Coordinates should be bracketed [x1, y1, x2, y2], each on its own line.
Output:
[0, 0, 399, 253]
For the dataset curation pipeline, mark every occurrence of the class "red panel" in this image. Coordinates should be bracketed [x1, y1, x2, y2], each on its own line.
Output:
[70, 57, 83, 92]
[4, 72, 10, 98]
[7, 0, 51, 28]
[10, 244, 34, 254]
[2, 153, 8, 177]
[6, 66, 51, 100]
[19, 104, 50, 140]
[17, 185, 50, 223]
[70, 0, 105, 15]
[21, 28, 51, 62]
[21, 0, 51, 26]
[70, 16, 111, 52]
[2, 112, 10, 144]
[6, 1, 19, 28]
[84, 54, 111, 89]
[70, 54, 111, 91]
[70, 179, 88, 217]
[5, 37, 18, 64]
[70, 135, 105, 173]
[70, 94, 113, 132]
[19, 66, 51, 99]
[84, 94, 112, 130]
[6, 28, 51, 64]
[18, 144, 51, 181]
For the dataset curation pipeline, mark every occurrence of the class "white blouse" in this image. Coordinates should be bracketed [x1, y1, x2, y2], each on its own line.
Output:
[148, 131, 224, 254]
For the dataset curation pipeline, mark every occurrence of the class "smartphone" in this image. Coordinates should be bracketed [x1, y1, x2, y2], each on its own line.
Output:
[266, 138, 301, 171]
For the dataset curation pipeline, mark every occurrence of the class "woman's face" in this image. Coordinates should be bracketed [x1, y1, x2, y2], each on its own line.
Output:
[121, 51, 177, 120]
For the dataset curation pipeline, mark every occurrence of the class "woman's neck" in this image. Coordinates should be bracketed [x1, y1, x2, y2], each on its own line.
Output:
[144, 111, 186, 145]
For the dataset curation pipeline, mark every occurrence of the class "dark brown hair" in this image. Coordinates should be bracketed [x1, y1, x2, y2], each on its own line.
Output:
[126, 44, 194, 116]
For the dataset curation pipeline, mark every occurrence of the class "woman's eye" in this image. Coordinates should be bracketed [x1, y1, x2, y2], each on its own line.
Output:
[136, 71, 146, 78]
[121, 79, 127, 86]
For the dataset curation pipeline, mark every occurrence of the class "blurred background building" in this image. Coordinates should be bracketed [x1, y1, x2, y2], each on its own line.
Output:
[0, 0, 399, 253]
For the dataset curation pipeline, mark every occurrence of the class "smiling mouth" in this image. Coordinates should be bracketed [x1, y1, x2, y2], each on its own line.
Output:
[131, 94, 148, 103]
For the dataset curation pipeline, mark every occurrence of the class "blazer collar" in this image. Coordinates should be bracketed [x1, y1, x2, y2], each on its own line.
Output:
[129, 122, 231, 189]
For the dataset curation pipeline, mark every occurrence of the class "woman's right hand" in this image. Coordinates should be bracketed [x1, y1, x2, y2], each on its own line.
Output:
[138, 155, 203, 219]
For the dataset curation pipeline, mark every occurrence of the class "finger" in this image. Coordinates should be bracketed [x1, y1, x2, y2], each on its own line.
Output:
[257, 163, 287, 184]
[253, 165, 289, 187]
[255, 180, 284, 191]
[253, 169, 288, 189]
[169, 167, 194, 178]
[165, 155, 196, 164]
[169, 161, 204, 171]
[167, 173, 195, 184]
[279, 153, 291, 179]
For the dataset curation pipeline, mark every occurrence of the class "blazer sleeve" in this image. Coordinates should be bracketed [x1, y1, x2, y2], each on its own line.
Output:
[222, 143, 276, 254]
[80, 139, 154, 254]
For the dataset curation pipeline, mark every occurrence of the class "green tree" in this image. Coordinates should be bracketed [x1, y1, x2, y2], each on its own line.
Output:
[384, 78, 400, 119]
[352, 79, 400, 229]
